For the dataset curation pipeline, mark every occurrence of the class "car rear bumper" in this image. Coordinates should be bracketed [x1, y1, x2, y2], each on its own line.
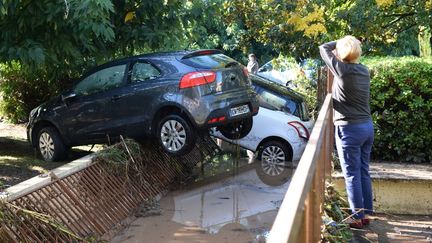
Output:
[189, 88, 259, 128]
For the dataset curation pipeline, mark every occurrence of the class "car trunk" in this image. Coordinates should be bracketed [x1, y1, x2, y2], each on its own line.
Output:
[212, 66, 249, 93]
[180, 52, 250, 94]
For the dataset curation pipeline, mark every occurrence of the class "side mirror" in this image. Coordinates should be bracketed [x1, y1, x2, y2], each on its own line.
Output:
[61, 91, 77, 102]
[258, 67, 267, 72]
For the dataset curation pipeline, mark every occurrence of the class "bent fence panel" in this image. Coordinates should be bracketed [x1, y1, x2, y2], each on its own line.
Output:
[0, 136, 219, 242]
[268, 93, 333, 243]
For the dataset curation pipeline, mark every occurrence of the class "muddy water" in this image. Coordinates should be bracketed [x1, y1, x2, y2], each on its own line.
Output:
[112, 158, 294, 243]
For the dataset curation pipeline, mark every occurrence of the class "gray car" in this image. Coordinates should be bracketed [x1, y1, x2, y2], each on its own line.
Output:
[27, 50, 259, 161]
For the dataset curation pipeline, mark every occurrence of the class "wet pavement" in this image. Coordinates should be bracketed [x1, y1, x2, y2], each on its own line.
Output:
[112, 158, 294, 243]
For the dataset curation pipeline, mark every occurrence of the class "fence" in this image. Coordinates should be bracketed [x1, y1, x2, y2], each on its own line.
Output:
[268, 73, 334, 242]
[0, 137, 219, 242]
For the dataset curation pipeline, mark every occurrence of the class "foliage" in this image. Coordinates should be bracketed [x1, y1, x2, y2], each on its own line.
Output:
[268, 56, 320, 117]
[222, 0, 327, 59]
[322, 181, 352, 242]
[0, 62, 69, 122]
[93, 138, 143, 181]
[328, 0, 431, 56]
[419, 27, 432, 57]
[222, 0, 431, 58]
[364, 56, 432, 163]
[0, 0, 194, 122]
[0, 201, 83, 241]
[0, 0, 115, 68]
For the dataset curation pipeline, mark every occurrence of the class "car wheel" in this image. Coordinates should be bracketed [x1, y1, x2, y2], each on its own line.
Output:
[256, 141, 293, 186]
[37, 127, 68, 162]
[219, 117, 253, 139]
[157, 114, 195, 156]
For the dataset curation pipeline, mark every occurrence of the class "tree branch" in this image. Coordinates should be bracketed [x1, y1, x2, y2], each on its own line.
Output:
[382, 13, 415, 29]
[396, 23, 417, 35]
[382, 12, 416, 18]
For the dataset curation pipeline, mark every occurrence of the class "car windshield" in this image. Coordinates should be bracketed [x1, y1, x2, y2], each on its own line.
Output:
[253, 84, 299, 117]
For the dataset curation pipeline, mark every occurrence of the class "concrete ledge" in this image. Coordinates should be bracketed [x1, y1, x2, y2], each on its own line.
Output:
[1, 154, 95, 202]
[332, 162, 432, 215]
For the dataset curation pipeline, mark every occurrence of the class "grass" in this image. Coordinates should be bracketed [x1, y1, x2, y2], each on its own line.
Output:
[0, 135, 94, 188]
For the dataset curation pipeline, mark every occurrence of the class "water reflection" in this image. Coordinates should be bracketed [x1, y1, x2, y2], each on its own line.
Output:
[172, 164, 292, 238]
[112, 155, 295, 242]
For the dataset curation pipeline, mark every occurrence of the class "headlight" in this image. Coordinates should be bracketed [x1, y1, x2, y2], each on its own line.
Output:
[29, 106, 40, 119]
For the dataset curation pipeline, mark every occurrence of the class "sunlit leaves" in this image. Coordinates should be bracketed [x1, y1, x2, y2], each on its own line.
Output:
[375, 0, 395, 8]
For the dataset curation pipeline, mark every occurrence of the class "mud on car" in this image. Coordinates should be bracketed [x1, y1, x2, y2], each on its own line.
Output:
[27, 50, 259, 161]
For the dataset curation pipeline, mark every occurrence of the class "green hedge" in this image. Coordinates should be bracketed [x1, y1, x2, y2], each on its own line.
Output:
[363, 57, 432, 163]
[0, 62, 72, 123]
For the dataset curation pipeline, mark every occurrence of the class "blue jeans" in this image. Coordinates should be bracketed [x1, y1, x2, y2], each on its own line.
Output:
[335, 120, 374, 219]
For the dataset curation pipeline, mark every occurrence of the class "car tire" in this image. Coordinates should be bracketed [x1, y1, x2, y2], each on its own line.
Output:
[256, 141, 293, 186]
[37, 127, 68, 162]
[219, 117, 253, 139]
[157, 114, 195, 156]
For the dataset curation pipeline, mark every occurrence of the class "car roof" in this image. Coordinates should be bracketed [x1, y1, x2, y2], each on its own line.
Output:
[250, 74, 305, 102]
[104, 49, 224, 64]
[81, 49, 223, 78]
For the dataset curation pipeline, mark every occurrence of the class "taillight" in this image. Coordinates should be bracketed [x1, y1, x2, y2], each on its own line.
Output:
[208, 116, 226, 124]
[243, 67, 249, 77]
[179, 71, 216, 89]
[288, 121, 310, 140]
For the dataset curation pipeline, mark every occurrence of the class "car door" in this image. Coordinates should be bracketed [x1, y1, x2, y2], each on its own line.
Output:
[105, 60, 163, 138]
[61, 63, 128, 144]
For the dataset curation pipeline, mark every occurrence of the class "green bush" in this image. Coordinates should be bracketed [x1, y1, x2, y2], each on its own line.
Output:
[0, 62, 73, 123]
[363, 56, 432, 163]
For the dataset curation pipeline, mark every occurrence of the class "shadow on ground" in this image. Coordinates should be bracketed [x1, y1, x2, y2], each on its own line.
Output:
[352, 213, 432, 243]
[0, 136, 92, 187]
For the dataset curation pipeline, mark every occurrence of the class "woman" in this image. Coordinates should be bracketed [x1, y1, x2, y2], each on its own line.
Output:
[319, 36, 374, 229]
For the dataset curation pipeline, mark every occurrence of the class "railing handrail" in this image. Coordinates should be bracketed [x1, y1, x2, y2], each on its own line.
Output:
[268, 93, 333, 243]
[1, 154, 95, 202]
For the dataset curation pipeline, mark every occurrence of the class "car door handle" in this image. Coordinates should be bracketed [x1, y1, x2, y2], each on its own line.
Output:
[111, 95, 125, 101]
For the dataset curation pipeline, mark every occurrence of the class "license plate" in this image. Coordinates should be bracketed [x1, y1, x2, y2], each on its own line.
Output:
[229, 105, 250, 117]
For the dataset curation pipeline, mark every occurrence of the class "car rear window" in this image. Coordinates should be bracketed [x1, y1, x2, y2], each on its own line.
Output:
[253, 84, 300, 117]
[181, 54, 238, 69]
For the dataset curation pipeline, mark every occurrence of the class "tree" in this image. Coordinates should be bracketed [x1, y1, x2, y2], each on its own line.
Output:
[0, 0, 114, 71]
[0, 0, 191, 121]
[222, 0, 328, 59]
[221, 0, 432, 58]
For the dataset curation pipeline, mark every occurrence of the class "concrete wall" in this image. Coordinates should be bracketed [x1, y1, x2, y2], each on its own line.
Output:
[333, 178, 432, 215]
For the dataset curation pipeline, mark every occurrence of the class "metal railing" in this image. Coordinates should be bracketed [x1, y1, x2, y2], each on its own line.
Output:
[268, 92, 334, 243]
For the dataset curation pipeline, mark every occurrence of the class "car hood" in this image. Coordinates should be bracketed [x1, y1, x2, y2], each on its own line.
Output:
[30, 95, 62, 119]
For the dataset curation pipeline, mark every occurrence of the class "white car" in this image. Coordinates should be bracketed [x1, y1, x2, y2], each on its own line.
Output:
[257, 59, 299, 87]
[257, 58, 320, 88]
[212, 75, 314, 179]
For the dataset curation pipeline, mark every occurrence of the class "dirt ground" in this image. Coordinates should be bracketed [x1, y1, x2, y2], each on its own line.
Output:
[0, 121, 93, 189]
[352, 214, 432, 243]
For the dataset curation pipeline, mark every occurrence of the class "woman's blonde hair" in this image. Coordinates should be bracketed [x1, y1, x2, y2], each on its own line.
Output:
[336, 35, 362, 63]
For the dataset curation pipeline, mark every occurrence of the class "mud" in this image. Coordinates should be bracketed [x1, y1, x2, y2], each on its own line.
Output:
[112, 158, 294, 243]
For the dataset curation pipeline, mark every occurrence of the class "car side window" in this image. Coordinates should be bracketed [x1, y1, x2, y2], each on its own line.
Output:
[74, 65, 126, 95]
[131, 62, 161, 83]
